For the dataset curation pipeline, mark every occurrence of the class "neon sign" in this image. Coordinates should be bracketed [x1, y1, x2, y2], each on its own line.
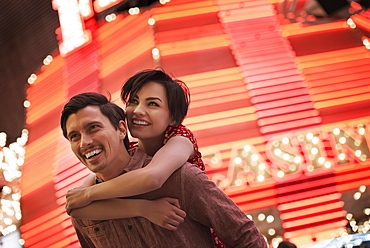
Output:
[204, 120, 370, 188]
[52, 0, 93, 55]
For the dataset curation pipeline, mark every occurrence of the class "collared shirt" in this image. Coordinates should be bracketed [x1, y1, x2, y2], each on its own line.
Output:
[72, 149, 267, 248]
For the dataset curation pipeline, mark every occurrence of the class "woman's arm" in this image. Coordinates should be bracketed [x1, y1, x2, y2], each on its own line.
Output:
[80, 173, 96, 187]
[66, 136, 194, 210]
[69, 197, 186, 231]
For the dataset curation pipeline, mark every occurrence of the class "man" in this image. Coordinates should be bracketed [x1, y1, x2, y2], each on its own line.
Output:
[61, 92, 267, 248]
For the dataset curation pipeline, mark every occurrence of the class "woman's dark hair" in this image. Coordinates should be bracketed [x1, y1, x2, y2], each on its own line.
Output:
[121, 69, 190, 125]
[60, 92, 130, 150]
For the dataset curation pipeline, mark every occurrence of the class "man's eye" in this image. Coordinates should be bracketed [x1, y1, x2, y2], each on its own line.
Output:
[90, 125, 99, 130]
[69, 134, 78, 140]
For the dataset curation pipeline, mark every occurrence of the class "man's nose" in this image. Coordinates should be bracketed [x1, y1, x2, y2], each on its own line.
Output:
[80, 134, 93, 148]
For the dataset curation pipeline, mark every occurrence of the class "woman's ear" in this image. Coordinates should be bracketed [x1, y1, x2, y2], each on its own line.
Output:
[118, 120, 128, 139]
[169, 119, 177, 126]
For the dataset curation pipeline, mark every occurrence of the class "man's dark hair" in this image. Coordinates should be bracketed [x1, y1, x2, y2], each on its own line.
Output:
[60, 92, 130, 150]
[121, 69, 190, 125]
[278, 241, 297, 248]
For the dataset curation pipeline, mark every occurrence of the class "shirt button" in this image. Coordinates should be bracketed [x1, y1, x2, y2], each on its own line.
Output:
[94, 227, 100, 232]
[128, 224, 133, 230]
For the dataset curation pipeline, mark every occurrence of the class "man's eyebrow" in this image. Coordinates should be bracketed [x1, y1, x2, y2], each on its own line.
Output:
[84, 121, 102, 127]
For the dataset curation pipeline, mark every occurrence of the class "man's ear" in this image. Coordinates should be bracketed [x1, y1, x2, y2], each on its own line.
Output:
[118, 120, 127, 139]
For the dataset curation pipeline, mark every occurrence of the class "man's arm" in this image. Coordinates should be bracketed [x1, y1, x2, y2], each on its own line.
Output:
[182, 165, 267, 248]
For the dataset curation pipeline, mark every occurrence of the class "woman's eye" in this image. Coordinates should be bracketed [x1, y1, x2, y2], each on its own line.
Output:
[148, 101, 159, 107]
[128, 99, 138, 105]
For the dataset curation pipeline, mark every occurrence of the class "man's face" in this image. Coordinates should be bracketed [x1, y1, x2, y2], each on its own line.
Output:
[65, 105, 126, 175]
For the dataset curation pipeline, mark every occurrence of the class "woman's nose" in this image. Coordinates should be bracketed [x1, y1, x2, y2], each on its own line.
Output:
[133, 104, 145, 115]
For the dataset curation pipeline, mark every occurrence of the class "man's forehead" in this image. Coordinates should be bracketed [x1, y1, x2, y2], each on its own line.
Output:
[66, 106, 105, 130]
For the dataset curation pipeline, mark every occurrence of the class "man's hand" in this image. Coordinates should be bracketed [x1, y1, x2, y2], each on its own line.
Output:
[144, 198, 186, 231]
[65, 186, 92, 214]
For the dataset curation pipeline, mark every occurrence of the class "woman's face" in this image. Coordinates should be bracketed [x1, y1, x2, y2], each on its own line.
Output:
[125, 81, 175, 142]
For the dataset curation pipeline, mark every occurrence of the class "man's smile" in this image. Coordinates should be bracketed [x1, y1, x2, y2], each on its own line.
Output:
[84, 148, 102, 159]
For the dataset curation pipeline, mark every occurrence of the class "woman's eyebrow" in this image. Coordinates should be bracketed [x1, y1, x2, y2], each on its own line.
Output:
[146, 97, 162, 102]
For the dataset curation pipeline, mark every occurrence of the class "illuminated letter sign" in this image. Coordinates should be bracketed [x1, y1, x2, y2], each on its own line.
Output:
[53, 0, 93, 55]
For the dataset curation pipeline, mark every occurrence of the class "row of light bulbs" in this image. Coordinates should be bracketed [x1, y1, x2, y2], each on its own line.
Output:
[229, 124, 369, 185]
[0, 129, 28, 236]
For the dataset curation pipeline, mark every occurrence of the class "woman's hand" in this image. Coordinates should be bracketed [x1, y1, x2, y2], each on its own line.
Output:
[65, 186, 92, 214]
[143, 198, 186, 231]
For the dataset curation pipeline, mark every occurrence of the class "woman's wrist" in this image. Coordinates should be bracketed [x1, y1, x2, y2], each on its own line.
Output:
[87, 184, 98, 201]
[136, 199, 148, 218]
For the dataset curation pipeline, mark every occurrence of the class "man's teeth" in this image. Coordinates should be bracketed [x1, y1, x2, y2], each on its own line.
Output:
[133, 120, 150, 126]
[85, 149, 102, 159]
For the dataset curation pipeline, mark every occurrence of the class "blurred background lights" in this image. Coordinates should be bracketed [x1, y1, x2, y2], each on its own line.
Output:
[359, 186, 366, 193]
[105, 13, 117, 22]
[274, 148, 282, 156]
[347, 213, 354, 220]
[354, 192, 361, 200]
[268, 228, 276, 236]
[152, 47, 160, 60]
[267, 215, 274, 223]
[355, 150, 362, 157]
[251, 154, 258, 161]
[283, 153, 290, 161]
[311, 147, 318, 154]
[339, 137, 347, 144]
[307, 165, 314, 172]
[257, 175, 264, 182]
[347, 18, 356, 29]
[23, 100, 31, 108]
[19, 239, 25, 245]
[244, 144, 251, 152]
[0, 130, 27, 236]
[277, 171, 284, 178]
[234, 179, 242, 186]
[324, 161, 332, 168]
[148, 17, 155, 25]
[294, 156, 301, 163]
[128, 7, 140, 15]
[318, 157, 325, 164]
[306, 132, 313, 140]
[258, 213, 266, 221]
[282, 137, 289, 144]
[159, 0, 170, 4]
[234, 157, 242, 165]
[27, 73, 37, 84]
[211, 156, 218, 164]
[358, 126, 366, 135]
[339, 153, 346, 160]
[43, 55, 53, 65]
[333, 128, 341, 135]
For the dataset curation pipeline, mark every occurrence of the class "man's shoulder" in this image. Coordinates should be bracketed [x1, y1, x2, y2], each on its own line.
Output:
[176, 162, 207, 181]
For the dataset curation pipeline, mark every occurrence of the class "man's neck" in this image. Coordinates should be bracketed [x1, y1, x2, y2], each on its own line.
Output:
[95, 150, 132, 182]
